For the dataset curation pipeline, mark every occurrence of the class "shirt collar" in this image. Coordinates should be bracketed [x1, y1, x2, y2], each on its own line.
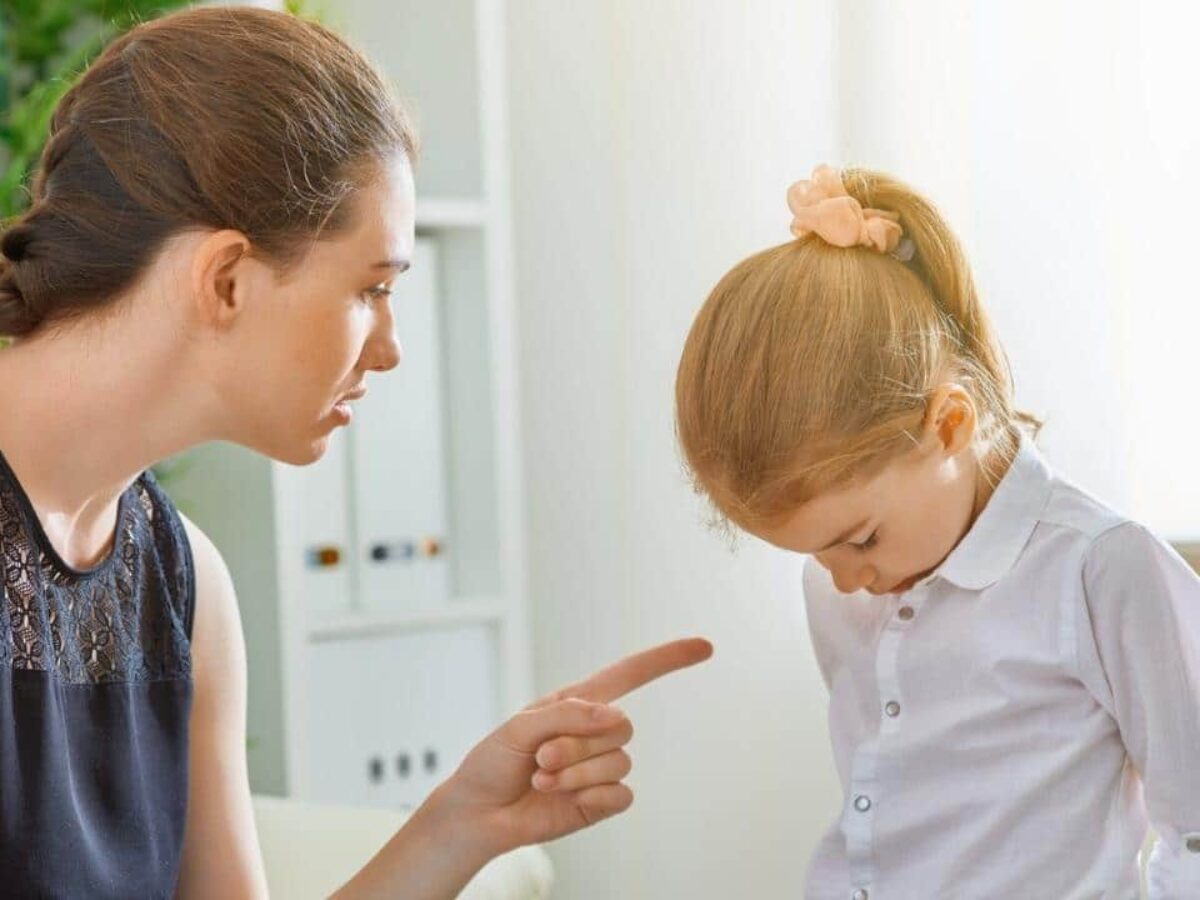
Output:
[925, 435, 1054, 592]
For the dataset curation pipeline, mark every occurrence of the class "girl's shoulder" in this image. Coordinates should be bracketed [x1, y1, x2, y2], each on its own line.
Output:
[1036, 470, 1129, 545]
[1034, 469, 1196, 587]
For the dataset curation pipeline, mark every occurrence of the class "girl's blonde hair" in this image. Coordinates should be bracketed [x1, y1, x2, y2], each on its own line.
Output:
[675, 166, 1038, 529]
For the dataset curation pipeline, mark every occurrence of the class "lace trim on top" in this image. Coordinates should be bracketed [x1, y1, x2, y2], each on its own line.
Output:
[0, 454, 193, 684]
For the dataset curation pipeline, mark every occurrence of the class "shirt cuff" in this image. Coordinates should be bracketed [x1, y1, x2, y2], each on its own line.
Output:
[1147, 833, 1200, 900]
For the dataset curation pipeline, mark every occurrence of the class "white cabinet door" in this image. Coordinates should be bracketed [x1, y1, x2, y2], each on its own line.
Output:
[274, 429, 355, 618]
[352, 237, 452, 611]
[301, 626, 500, 811]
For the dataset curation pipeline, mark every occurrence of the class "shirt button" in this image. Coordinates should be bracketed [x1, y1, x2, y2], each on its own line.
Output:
[1186, 835, 1200, 853]
[898, 605, 915, 621]
[884, 701, 901, 718]
[854, 794, 872, 812]
[852, 890, 869, 900]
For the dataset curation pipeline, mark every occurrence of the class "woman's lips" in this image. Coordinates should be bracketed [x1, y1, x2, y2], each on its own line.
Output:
[331, 386, 367, 425]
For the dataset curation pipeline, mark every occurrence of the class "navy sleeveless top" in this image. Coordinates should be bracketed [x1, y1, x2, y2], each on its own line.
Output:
[0, 452, 195, 898]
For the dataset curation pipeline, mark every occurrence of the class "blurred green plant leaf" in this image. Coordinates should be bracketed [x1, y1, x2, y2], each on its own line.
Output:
[0, 0, 190, 222]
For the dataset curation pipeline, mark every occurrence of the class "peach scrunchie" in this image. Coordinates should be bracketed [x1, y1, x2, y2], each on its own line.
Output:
[787, 164, 906, 256]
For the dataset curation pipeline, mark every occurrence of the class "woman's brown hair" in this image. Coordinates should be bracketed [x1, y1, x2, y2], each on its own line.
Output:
[0, 6, 416, 337]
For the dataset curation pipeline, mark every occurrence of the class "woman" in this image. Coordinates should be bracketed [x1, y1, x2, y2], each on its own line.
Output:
[0, 7, 711, 898]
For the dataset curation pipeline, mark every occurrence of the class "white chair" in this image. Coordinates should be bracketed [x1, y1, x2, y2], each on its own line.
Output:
[252, 795, 554, 899]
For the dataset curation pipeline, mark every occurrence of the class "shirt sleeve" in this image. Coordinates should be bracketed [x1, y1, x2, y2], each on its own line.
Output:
[1080, 521, 1200, 898]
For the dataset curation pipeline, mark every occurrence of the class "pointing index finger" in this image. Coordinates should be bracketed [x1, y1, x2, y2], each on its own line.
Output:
[535, 637, 714, 708]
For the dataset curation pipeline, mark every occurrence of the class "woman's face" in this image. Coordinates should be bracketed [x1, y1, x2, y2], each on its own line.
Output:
[212, 154, 416, 464]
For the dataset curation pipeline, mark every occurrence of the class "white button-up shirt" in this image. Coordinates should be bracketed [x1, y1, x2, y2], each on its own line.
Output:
[802, 439, 1200, 899]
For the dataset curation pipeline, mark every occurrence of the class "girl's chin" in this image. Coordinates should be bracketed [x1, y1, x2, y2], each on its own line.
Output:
[866, 574, 921, 596]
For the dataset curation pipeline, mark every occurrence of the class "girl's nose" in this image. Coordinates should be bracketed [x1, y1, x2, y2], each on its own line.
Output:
[831, 563, 877, 595]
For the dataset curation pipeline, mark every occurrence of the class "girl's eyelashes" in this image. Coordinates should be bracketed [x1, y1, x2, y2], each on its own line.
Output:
[851, 530, 879, 551]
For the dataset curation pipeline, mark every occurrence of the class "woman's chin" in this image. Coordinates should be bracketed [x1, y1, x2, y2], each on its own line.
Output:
[241, 431, 331, 467]
[286, 436, 331, 466]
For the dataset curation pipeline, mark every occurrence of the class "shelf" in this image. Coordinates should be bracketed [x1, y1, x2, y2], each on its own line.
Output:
[306, 599, 506, 642]
[415, 198, 489, 229]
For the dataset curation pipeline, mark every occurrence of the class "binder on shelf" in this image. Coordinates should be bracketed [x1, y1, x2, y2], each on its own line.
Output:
[278, 430, 355, 619]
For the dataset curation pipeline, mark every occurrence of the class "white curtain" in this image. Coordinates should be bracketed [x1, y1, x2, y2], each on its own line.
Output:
[839, 0, 1200, 538]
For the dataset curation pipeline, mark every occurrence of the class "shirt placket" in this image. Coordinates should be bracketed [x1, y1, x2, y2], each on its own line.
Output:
[843, 585, 926, 900]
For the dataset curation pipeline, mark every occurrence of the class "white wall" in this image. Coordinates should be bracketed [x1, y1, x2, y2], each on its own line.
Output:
[507, 2, 841, 897]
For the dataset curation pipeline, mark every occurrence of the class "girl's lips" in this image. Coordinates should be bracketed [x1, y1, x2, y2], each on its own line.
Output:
[891, 566, 937, 594]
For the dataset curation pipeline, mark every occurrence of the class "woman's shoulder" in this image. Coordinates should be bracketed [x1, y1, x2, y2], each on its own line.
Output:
[176, 510, 245, 681]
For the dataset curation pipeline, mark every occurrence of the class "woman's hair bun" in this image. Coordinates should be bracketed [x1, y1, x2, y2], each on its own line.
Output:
[0, 223, 35, 263]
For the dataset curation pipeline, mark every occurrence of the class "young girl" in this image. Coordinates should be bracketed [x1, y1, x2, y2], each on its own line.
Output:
[675, 165, 1199, 898]
[0, 7, 710, 898]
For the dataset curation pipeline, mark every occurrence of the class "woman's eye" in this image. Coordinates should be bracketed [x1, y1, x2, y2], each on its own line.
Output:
[851, 531, 878, 551]
[362, 284, 394, 301]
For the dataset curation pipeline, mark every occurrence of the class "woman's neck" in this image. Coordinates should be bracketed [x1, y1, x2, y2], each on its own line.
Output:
[0, 313, 217, 566]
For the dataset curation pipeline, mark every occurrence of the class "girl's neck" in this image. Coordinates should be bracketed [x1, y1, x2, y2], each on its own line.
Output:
[969, 428, 1022, 526]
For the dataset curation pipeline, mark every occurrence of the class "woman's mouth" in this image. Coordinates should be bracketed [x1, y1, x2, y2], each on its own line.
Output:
[331, 385, 367, 425]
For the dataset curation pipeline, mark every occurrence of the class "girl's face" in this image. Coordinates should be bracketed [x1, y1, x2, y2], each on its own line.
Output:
[208, 155, 416, 464]
[750, 407, 984, 596]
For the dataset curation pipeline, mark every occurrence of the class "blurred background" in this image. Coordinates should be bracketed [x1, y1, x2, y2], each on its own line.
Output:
[3, 1, 1198, 897]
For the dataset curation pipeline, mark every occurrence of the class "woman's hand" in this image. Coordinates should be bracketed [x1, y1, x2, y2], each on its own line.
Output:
[434, 637, 714, 857]
[333, 637, 713, 900]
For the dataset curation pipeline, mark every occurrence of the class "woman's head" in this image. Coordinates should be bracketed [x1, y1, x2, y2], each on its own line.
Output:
[676, 166, 1036, 592]
[0, 6, 418, 463]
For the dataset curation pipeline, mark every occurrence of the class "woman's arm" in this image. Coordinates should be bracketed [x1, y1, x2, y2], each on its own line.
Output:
[172, 513, 711, 899]
[174, 517, 271, 899]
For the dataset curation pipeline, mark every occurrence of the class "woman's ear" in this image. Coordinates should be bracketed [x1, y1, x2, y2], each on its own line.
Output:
[923, 383, 977, 457]
[190, 229, 253, 329]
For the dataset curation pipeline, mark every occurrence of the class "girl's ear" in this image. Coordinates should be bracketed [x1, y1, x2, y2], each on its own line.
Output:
[923, 383, 978, 456]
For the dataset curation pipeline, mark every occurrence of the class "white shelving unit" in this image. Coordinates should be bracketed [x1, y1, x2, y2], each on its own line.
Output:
[168, 0, 531, 810]
[416, 199, 489, 229]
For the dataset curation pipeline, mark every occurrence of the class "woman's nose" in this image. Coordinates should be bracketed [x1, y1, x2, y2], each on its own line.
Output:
[366, 328, 403, 373]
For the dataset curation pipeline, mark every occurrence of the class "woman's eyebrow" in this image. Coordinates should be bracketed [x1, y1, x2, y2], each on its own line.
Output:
[371, 258, 410, 272]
